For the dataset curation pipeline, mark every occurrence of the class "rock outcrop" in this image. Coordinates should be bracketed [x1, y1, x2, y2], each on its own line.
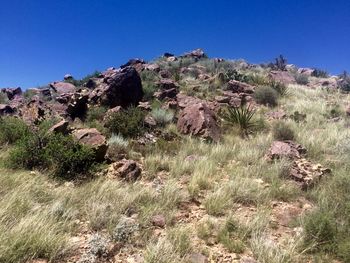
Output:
[177, 102, 220, 142]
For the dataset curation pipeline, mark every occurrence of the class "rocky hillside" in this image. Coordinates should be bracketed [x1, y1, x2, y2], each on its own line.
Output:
[0, 49, 350, 263]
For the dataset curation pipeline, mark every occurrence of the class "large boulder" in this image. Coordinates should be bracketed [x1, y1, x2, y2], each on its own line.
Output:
[1, 87, 22, 100]
[266, 140, 306, 160]
[226, 80, 255, 94]
[20, 99, 46, 124]
[72, 128, 107, 161]
[0, 104, 15, 115]
[269, 71, 296, 85]
[107, 159, 142, 182]
[154, 78, 179, 100]
[50, 82, 76, 94]
[89, 66, 143, 108]
[183, 48, 207, 60]
[177, 102, 220, 142]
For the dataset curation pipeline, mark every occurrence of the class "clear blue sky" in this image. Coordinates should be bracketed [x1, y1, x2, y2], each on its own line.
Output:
[1, 0, 349, 88]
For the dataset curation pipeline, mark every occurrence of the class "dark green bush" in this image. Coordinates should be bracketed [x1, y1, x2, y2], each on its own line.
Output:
[295, 73, 309, 85]
[0, 117, 30, 145]
[105, 107, 146, 138]
[0, 92, 9, 104]
[86, 106, 107, 123]
[7, 130, 95, 179]
[65, 71, 101, 87]
[272, 121, 295, 141]
[312, 68, 329, 78]
[254, 86, 278, 107]
[270, 81, 288, 96]
[220, 105, 256, 136]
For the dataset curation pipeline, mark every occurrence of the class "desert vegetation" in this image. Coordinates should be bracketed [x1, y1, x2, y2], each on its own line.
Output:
[0, 49, 349, 263]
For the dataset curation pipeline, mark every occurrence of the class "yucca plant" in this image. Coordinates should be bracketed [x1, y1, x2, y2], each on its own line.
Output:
[220, 105, 256, 136]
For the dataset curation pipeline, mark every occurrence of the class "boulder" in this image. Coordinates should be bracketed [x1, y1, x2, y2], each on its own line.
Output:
[21, 99, 46, 124]
[50, 82, 76, 94]
[298, 68, 315, 76]
[48, 120, 69, 134]
[183, 48, 207, 59]
[1, 87, 22, 100]
[163, 52, 175, 58]
[0, 104, 15, 115]
[266, 141, 306, 160]
[66, 93, 89, 119]
[151, 215, 166, 228]
[72, 128, 107, 161]
[177, 102, 220, 142]
[64, 74, 73, 80]
[144, 63, 160, 72]
[107, 159, 142, 182]
[265, 110, 287, 120]
[120, 58, 146, 72]
[89, 66, 143, 108]
[226, 80, 255, 94]
[188, 253, 208, 263]
[290, 159, 331, 190]
[269, 71, 296, 85]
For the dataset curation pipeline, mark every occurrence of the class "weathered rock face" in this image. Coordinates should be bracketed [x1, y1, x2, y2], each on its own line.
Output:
[266, 141, 306, 160]
[177, 102, 220, 142]
[269, 71, 296, 85]
[298, 68, 315, 76]
[50, 82, 76, 94]
[48, 120, 69, 134]
[183, 48, 207, 59]
[89, 66, 143, 108]
[1, 87, 22, 100]
[226, 80, 255, 94]
[21, 99, 46, 124]
[72, 128, 107, 161]
[66, 93, 89, 119]
[290, 159, 331, 190]
[107, 159, 142, 182]
[120, 58, 146, 72]
[0, 104, 15, 115]
[154, 79, 179, 100]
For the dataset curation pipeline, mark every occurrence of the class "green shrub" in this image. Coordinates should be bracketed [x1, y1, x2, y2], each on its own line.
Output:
[0, 92, 9, 104]
[86, 106, 107, 123]
[151, 108, 174, 126]
[303, 210, 337, 253]
[254, 86, 278, 107]
[0, 117, 30, 145]
[312, 68, 329, 78]
[105, 107, 146, 138]
[295, 73, 309, 85]
[65, 71, 101, 87]
[220, 105, 256, 136]
[270, 81, 288, 96]
[7, 131, 95, 179]
[272, 121, 295, 141]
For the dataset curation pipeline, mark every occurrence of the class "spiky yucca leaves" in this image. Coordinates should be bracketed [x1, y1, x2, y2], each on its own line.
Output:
[220, 105, 256, 136]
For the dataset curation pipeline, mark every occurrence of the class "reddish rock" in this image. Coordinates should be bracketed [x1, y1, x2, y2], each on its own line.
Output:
[144, 63, 160, 72]
[159, 69, 172, 79]
[188, 253, 208, 263]
[48, 120, 69, 134]
[183, 48, 207, 59]
[144, 115, 157, 128]
[137, 101, 151, 111]
[151, 215, 166, 228]
[154, 88, 178, 100]
[50, 82, 76, 94]
[1, 87, 22, 100]
[89, 66, 143, 108]
[227, 80, 255, 94]
[156, 78, 179, 90]
[290, 159, 331, 190]
[266, 141, 306, 160]
[107, 159, 142, 182]
[0, 104, 15, 115]
[269, 71, 296, 85]
[66, 93, 89, 119]
[266, 110, 287, 120]
[177, 102, 220, 142]
[21, 99, 46, 124]
[72, 128, 107, 161]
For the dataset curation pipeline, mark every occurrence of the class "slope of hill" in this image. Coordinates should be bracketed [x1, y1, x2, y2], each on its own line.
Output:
[0, 49, 350, 263]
